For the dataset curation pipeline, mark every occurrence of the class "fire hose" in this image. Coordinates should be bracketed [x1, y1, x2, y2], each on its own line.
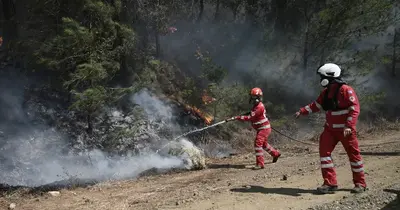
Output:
[270, 127, 317, 146]
[226, 116, 318, 146]
[155, 115, 316, 154]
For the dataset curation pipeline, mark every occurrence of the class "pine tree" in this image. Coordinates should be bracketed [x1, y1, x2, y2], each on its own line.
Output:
[36, 0, 138, 133]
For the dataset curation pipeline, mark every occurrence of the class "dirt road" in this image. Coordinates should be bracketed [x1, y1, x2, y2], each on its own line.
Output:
[2, 131, 400, 210]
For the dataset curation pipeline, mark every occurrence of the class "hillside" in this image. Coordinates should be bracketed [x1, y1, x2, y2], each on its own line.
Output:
[1, 1, 400, 209]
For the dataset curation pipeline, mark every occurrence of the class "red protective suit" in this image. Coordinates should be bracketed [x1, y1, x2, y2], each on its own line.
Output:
[299, 83, 366, 188]
[236, 102, 280, 167]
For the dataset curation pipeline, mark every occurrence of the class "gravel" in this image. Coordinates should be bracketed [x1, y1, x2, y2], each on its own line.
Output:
[309, 183, 400, 210]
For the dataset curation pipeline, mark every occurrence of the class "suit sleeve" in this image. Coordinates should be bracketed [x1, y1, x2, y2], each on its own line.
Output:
[236, 105, 264, 121]
[299, 90, 325, 115]
[343, 87, 360, 129]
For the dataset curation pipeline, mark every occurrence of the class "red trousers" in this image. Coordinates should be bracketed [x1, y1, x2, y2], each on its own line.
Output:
[254, 128, 280, 167]
[319, 128, 366, 188]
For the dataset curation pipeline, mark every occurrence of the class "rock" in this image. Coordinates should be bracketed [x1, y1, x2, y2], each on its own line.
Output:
[48, 191, 60, 197]
[281, 174, 288, 181]
[9, 203, 16, 210]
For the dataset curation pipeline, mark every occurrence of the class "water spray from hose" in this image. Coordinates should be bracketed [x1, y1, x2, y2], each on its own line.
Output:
[155, 113, 317, 154]
[155, 120, 228, 153]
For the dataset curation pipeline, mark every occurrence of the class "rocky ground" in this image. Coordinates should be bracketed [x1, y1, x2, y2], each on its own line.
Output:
[309, 183, 400, 210]
[0, 130, 399, 210]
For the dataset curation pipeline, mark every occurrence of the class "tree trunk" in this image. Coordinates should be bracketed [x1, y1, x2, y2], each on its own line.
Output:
[392, 28, 397, 77]
[1, 0, 15, 20]
[271, 0, 288, 32]
[87, 114, 93, 134]
[319, 48, 326, 66]
[233, 8, 237, 22]
[197, 0, 204, 23]
[214, 0, 220, 22]
[155, 29, 160, 57]
[303, 21, 309, 70]
[190, 0, 195, 21]
[245, 0, 257, 25]
[1, 0, 17, 50]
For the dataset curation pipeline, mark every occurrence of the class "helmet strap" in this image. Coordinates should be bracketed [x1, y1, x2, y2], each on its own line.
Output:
[320, 79, 329, 87]
[249, 96, 261, 104]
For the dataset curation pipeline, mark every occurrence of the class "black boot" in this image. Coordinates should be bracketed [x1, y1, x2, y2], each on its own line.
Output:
[272, 154, 281, 163]
[252, 165, 265, 170]
[316, 185, 338, 194]
[351, 185, 367, 194]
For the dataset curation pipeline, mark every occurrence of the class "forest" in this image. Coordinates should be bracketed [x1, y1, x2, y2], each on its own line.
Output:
[0, 0, 399, 168]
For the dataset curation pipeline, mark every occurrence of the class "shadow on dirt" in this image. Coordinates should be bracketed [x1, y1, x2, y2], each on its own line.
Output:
[0, 179, 98, 197]
[359, 152, 400, 156]
[382, 189, 400, 210]
[230, 185, 351, 196]
[207, 164, 247, 169]
[207, 162, 276, 169]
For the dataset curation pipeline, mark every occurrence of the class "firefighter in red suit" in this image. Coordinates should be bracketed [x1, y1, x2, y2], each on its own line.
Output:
[295, 63, 367, 194]
[226, 87, 281, 170]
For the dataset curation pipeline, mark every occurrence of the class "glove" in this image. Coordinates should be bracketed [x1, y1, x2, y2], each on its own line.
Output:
[344, 127, 352, 137]
[294, 111, 301, 119]
[225, 117, 236, 122]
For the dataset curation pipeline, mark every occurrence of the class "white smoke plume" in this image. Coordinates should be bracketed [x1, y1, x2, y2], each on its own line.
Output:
[0, 71, 203, 187]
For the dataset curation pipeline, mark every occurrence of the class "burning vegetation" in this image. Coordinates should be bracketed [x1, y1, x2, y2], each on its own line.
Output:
[154, 90, 216, 125]
[183, 90, 216, 125]
[183, 104, 214, 125]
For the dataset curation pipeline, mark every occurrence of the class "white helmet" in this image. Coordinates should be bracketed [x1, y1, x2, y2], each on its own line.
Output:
[317, 63, 342, 86]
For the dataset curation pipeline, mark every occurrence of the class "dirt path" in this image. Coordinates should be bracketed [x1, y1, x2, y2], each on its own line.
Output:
[2, 131, 400, 210]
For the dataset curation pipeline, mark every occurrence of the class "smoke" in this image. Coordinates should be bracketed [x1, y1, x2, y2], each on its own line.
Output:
[0, 130, 183, 186]
[0, 71, 199, 187]
[131, 89, 178, 124]
[159, 2, 400, 113]
[130, 89, 234, 159]
[160, 19, 318, 109]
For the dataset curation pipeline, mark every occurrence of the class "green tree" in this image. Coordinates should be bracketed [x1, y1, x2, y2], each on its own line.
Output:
[301, 0, 392, 70]
[36, 0, 137, 133]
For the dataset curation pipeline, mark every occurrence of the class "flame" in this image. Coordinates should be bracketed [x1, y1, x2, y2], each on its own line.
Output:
[155, 93, 214, 125]
[184, 104, 214, 125]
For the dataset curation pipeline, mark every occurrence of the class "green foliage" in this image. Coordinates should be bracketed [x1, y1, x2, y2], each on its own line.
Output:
[344, 50, 378, 76]
[35, 0, 137, 131]
[69, 86, 108, 115]
[200, 55, 228, 85]
[181, 78, 197, 103]
[270, 116, 289, 127]
[3, 0, 400, 142]
[304, 0, 392, 60]
[206, 83, 249, 119]
[359, 91, 386, 106]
